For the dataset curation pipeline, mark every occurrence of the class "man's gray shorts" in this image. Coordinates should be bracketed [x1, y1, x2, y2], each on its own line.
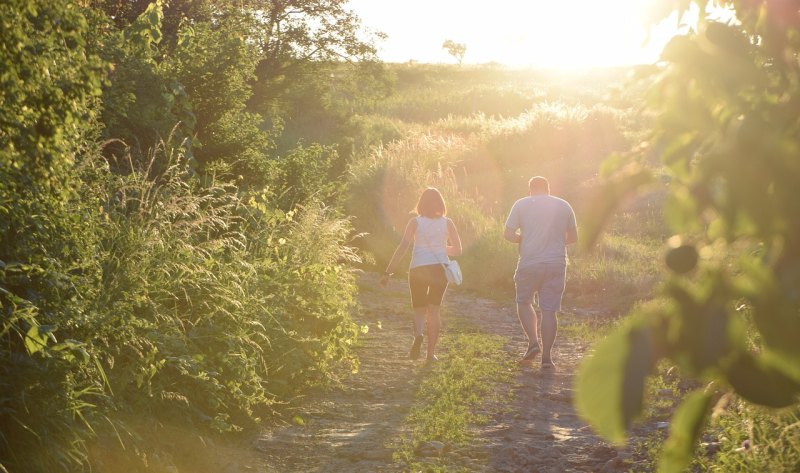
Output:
[514, 263, 567, 312]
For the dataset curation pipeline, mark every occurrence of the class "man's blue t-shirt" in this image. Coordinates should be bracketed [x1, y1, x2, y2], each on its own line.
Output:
[504, 195, 577, 266]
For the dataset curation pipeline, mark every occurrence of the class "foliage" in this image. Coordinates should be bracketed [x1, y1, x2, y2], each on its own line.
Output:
[0, 1, 107, 470]
[98, 1, 197, 163]
[576, 2, 800, 472]
[249, 0, 386, 109]
[442, 40, 467, 66]
[2, 131, 363, 471]
[1, 0, 377, 470]
[375, 65, 549, 123]
[696, 400, 800, 471]
[266, 142, 345, 209]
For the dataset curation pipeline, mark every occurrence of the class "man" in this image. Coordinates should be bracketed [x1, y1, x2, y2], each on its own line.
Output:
[504, 176, 577, 369]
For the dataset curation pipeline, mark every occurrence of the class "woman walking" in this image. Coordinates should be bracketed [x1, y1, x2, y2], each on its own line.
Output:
[380, 188, 463, 362]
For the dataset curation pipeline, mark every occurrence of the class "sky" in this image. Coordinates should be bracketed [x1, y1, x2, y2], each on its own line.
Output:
[346, 0, 689, 68]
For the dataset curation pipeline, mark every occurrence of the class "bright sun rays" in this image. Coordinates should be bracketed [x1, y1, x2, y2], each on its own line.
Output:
[348, 0, 683, 68]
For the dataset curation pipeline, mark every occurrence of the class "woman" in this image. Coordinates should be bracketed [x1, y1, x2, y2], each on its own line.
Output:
[380, 187, 463, 362]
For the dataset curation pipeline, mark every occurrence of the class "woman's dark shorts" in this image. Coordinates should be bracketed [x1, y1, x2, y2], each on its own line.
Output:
[409, 264, 448, 308]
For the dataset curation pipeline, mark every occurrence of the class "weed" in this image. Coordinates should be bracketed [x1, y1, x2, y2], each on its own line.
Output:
[392, 333, 515, 472]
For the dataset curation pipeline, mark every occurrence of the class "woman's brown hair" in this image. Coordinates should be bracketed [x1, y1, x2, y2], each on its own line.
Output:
[415, 187, 447, 218]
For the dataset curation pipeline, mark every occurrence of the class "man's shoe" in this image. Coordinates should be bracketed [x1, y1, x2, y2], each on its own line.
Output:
[518, 344, 541, 364]
[409, 335, 423, 360]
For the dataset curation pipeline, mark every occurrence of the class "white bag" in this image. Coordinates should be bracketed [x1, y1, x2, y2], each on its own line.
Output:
[443, 260, 462, 285]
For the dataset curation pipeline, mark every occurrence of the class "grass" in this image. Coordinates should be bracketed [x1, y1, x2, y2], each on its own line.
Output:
[391, 333, 515, 472]
[608, 350, 800, 472]
[557, 310, 622, 343]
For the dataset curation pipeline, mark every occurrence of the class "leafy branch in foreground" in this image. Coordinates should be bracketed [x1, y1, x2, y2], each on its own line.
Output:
[576, 2, 800, 472]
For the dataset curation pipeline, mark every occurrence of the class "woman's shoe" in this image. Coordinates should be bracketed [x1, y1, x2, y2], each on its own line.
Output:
[409, 335, 423, 360]
[426, 354, 439, 363]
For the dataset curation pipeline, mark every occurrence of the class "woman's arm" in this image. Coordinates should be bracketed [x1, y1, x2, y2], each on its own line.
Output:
[380, 218, 417, 286]
[446, 218, 463, 257]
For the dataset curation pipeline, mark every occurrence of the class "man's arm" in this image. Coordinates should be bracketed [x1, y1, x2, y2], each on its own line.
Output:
[503, 202, 520, 244]
[565, 227, 578, 245]
[503, 226, 521, 244]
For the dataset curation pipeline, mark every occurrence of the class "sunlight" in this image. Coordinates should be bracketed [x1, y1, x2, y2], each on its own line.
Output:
[494, 1, 668, 68]
[348, 0, 685, 68]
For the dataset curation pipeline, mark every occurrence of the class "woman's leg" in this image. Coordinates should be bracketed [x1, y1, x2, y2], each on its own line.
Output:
[408, 268, 428, 359]
[425, 305, 441, 359]
[407, 307, 426, 359]
[412, 307, 426, 338]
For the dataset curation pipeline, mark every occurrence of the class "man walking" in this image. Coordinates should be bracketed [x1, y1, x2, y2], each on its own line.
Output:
[504, 176, 577, 368]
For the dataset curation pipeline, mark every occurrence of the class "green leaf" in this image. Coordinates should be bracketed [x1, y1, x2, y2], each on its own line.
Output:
[146, 2, 162, 28]
[578, 166, 653, 252]
[24, 324, 52, 355]
[575, 318, 660, 444]
[658, 390, 713, 473]
[663, 190, 701, 233]
[725, 352, 800, 408]
[665, 244, 698, 274]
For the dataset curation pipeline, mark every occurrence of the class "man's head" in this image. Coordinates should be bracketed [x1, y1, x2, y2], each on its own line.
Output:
[528, 176, 550, 195]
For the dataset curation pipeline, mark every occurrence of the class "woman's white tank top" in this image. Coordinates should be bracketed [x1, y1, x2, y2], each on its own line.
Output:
[410, 216, 449, 269]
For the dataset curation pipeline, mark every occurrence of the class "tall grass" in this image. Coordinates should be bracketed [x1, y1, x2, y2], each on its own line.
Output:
[1, 136, 364, 471]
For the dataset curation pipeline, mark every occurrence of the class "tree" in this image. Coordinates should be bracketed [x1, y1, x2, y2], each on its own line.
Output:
[576, 1, 800, 471]
[442, 39, 466, 66]
[248, 0, 386, 112]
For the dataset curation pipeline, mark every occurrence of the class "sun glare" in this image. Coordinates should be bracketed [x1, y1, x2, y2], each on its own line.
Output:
[497, 1, 663, 68]
[348, 0, 683, 69]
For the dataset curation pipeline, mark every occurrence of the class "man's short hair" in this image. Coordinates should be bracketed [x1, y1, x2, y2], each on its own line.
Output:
[529, 176, 550, 194]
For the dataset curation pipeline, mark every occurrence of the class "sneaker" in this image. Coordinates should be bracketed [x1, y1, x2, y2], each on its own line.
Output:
[426, 354, 439, 363]
[409, 335, 423, 360]
[518, 344, 541, 364]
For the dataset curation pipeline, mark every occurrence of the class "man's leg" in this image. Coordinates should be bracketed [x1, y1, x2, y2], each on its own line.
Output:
[540, 310, 558, 366]
[516, 303, 541, 357]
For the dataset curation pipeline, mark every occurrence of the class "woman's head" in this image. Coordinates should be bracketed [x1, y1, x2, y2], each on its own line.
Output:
[415, 187, 447, 218]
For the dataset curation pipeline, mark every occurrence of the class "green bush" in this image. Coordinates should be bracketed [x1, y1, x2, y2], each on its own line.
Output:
[0, 1, 108, 470]
[93, 138, 362, 422]
[1, 1, 378, 470]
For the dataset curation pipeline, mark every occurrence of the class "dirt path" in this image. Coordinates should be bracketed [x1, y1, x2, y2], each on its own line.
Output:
[246, 272, 639, 472]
